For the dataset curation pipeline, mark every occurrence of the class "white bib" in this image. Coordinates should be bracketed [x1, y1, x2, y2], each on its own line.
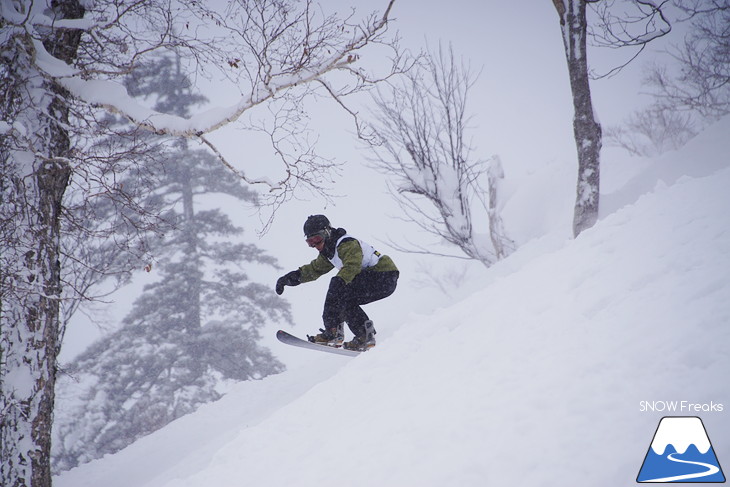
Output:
[328, 235, 381, 270]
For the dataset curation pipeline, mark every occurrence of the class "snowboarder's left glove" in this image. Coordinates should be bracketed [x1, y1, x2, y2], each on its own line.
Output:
[276, 270, 301, 295]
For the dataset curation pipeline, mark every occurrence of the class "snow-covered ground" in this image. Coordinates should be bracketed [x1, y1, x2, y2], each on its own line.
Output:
[55, 117, 730, 486]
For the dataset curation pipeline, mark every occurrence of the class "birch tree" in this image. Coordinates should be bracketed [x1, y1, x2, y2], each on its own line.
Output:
[367, 45, 514, 266]
[0, 1, 398, 486]
[552, 0, 603, 237]
[551, 0, 670, 236]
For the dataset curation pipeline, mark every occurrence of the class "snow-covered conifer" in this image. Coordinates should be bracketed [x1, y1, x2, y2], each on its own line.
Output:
[52, 55, 289, 472]
[1, 2, 397, 485]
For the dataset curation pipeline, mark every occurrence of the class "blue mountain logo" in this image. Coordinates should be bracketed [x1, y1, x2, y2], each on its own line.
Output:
[637, 416, 725, 483]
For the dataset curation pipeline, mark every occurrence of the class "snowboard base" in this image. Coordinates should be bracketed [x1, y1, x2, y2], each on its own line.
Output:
[276, 330, 360, 357]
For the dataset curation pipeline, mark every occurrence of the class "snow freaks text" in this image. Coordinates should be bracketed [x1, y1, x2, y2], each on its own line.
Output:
[639, 401, 724, 413]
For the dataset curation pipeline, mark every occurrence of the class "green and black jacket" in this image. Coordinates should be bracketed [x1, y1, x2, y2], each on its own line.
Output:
[299, 228, 398, 284]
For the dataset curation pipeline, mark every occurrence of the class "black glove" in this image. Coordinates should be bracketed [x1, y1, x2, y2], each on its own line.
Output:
[276, 270, 301, 295]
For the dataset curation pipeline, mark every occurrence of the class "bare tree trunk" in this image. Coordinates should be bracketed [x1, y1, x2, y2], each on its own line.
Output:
[1, 102, 72, 487]
[487, 156, 514, 259]
[553, 0, 602, 237]
[1, 160, 71, 487]
[1, 1, 82, 486]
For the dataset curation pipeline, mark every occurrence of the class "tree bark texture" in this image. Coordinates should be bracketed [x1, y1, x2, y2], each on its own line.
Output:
[553, 0, 602, 237]
[1, 2, 83, 486]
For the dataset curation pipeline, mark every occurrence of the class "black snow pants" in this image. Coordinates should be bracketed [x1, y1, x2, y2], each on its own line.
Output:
[322, 270, 399, 337]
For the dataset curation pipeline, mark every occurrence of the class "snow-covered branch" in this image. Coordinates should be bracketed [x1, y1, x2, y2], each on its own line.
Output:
[4, 0, 400, 203]
[0, 2, 401, 485]
[23, 1, 397, 138]
[366, 44, 513, 267]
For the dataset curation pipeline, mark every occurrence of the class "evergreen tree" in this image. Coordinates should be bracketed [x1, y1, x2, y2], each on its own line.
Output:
[2, 2, 397, 484]
[52, 55, 290, 472]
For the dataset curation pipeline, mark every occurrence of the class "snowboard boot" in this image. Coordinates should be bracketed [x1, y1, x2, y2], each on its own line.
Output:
[343, 320, 376, 351]
[308, 324, 344, 347]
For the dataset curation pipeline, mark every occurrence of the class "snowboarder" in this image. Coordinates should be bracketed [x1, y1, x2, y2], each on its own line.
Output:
[275, 215, 399, 351]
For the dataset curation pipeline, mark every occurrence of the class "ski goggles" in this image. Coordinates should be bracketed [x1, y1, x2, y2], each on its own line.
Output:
[305, 233, 325, 247]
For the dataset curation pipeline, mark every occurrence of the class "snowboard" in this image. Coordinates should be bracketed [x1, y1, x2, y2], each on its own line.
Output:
[276, 330, 360, 357]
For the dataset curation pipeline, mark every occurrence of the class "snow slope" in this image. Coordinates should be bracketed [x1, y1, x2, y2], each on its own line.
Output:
[56, 121, 730, 486]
